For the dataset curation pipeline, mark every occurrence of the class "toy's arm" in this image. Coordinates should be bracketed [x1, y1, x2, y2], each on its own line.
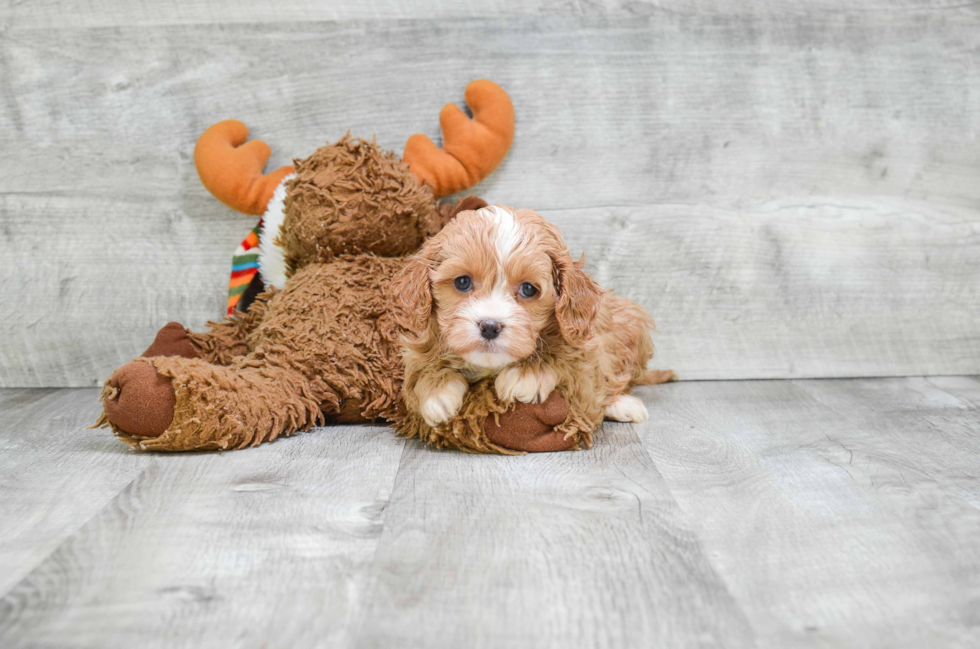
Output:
[403, 80, 515, 198]
[194, 120, 295, 215]
[483, 392, 578, 453]
[396, 378, 583, 454]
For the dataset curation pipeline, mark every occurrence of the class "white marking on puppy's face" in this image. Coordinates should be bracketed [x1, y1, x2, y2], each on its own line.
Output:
[487, 205, 522, 260]
[460, 282, 520, 326]
[427, 206, 560, 371]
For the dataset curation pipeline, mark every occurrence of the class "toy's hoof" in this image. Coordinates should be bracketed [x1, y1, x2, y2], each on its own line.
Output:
[103, 360, 175, 438]
[142, 322, 200, 359]
[484, 392, 575, 453]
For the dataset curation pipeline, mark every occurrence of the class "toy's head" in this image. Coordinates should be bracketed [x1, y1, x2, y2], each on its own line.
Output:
[278, 135, 444, 273]
[195, 81, 515, 309]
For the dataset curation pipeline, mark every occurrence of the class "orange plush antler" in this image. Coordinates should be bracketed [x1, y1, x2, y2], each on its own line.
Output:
[403, 80, 515, 198]
[194, 120, 295, 215]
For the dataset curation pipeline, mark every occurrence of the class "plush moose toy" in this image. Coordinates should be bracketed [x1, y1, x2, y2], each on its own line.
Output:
[96, 80, 583, 454]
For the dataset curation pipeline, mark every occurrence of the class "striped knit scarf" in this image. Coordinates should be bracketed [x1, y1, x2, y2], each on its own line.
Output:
[227, 220, 262, 314]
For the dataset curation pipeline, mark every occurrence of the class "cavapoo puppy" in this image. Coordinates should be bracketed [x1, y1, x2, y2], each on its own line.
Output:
[396, 205, 672, 444]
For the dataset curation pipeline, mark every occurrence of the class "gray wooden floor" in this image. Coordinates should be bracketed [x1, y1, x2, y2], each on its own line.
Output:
[1, 378, 978, 648]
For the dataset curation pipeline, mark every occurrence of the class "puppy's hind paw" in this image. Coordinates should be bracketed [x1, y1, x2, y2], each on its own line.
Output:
[604, 394, 649, 423]
[420, 378, 467, 427]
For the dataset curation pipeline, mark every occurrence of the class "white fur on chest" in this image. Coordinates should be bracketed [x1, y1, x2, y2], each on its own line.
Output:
[257, 174, 294, 289]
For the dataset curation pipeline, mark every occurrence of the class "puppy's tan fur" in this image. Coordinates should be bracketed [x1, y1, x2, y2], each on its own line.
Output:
[396, 206, 667, 445]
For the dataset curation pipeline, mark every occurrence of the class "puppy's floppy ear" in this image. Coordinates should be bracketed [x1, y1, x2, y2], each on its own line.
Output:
[394, 238, 440, 332]
[552, 252, 604, 345]
[528, 214, 603, 345]
[449, 195, 488, 219]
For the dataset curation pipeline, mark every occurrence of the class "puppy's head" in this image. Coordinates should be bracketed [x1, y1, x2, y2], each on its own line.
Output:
[396, 206, 604, 369]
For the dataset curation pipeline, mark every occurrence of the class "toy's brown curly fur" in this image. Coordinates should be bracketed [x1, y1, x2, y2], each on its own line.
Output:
[280, 134, 448, 270]
[189, 290, 276, 365]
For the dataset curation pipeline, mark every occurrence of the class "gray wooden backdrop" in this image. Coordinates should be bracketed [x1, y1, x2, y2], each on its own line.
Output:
[1, 1, 978, 387]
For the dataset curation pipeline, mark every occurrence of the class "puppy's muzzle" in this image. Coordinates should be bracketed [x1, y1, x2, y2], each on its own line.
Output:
[478, 319, 503, 340]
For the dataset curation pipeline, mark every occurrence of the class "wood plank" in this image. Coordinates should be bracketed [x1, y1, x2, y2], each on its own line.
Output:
[637, 379, 980, 648]
[351, 424, 755, 648]
[2, 0, 976, 29]
[795, 376, 980, 509]
[0, 0, 604, 28]
[0, 388, 151, 594]
[0, 395, 407, 648]
[4, 15, 979, 205]
[0, 195, 246, 387]
[2, 12, 979, 386]
[922, 375, 980, 408]
[6, 195, 976, 387]
[551, 201, 980, 380]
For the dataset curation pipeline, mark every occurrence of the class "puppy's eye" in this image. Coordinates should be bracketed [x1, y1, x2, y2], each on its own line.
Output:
[518, 282, 538, 298]
[454, 276, 473, 292]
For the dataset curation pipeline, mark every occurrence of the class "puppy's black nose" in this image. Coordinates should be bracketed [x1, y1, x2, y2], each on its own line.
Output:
[479, 319, 503, 340]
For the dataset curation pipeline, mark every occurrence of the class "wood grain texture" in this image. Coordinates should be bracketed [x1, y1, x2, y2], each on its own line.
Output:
[351, 424, 755, 648]
[795, 376, 980, 510]
[0, 397, 407, 648]
[638, 378, 980, 648]
[3, 0, 977, 28]
[551, 201, 980, 379]
[0, 389, 150, 594]
[0, 0, 609, 27]
[2, 379, 979, 646]
[2, 5, 979, 386]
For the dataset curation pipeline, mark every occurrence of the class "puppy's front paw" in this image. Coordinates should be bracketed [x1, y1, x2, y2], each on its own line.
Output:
[420, 378, 467, 427]
[495, 365, 558, 404]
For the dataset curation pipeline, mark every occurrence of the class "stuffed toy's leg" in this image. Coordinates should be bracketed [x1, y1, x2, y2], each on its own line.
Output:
[140, 322, 201, 360]
[98, 260, 395, 451]
[99, 354, 579, 454]
[188, 289, 277, 365]
[98, 356, 322, 451]
[139, 288, 277, 367]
